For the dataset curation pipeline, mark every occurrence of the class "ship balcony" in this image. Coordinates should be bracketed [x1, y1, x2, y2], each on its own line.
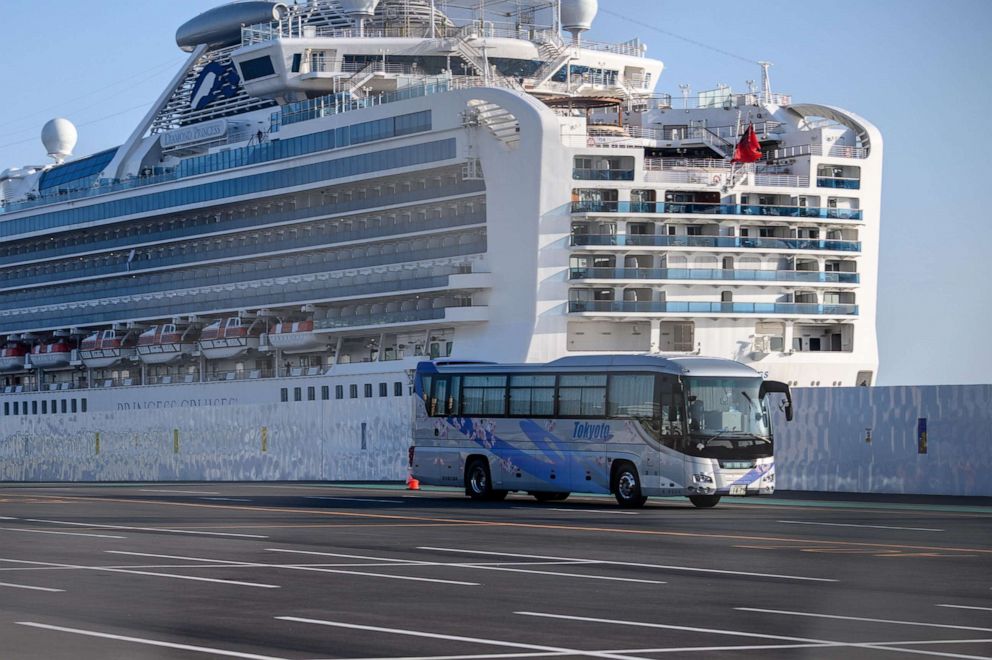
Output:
[570, 235, 862, 253]
[570, 201, 862, 221]
[567, 300, 858, 317]
[314, 300, 489, 333]
[568, 267, 859, 285]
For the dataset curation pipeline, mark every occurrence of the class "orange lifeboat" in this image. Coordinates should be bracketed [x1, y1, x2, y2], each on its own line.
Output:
[136, 324, 195, 364]
[266, 320, 327, 354]
[197, 317, 261, 359]
[28, 339, 71, 369]
[79, 329, 136, 368]
[0, 342, 27, 371]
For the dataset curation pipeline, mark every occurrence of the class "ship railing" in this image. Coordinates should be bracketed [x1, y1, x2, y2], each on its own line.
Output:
[767, 144, 868, 160]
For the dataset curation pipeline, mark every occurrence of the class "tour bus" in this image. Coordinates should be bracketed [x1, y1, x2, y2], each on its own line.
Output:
[410, 355, 793, 508]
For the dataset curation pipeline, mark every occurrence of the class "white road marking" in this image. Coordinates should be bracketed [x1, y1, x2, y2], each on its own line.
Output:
[264, 549, 662, 584]
[0, 516, 17, 520]
[304, 496, 405, 504]
[0, 581, 64, 592]
[938, 605, 992, 613]
[419, 547, 837, 582]
[107, 551, 479, 587]
[139, 489, 219, 495]
[200, 497, 253, 502]
[17, 622, 289, 659]
[778, 520, 944, 532]
[0, 526, 125, 539]
[314, 645, 837, 660]
[275, 616, 652, 660]
[0, 558, 279, 589]
[24, 518, 267, 538]
[735, 608, 992, 633]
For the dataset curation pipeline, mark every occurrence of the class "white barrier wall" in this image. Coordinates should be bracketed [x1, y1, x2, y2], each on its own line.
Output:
[774, 385, 992, 496]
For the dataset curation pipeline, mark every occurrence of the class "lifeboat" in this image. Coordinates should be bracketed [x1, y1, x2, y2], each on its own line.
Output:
[28, 339, 72, 369]
[197, 317, 261, 359]
[79, 329, 136, 368]
[0, 343, 27, 371]
[265, 320, 327, 354]
[136, 324, 195, 364]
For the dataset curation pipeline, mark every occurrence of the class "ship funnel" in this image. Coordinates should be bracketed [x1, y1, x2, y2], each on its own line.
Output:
[41, 118, 78, 165]
[176, 1, 289, 52]
[337, 0, 380, 36]
[560, 0, 598, 44]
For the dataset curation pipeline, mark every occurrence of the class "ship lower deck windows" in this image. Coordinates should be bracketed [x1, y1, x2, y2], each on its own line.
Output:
[349, 384, 358, 399]
[321, 385, 330, 400]
[280, 388, 289, 402]
[394, 381, 403, 397]
[336, 385, 344, 399]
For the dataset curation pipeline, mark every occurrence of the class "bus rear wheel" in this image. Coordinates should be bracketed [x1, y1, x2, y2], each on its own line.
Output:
[532, 491, 570, 502]
[465, 458, 507, 501]
[689, 495, 721, 508]
[612, 462, 647, 508]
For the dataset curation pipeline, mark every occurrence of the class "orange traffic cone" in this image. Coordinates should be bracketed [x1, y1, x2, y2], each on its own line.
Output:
[406, 474, 420, 490]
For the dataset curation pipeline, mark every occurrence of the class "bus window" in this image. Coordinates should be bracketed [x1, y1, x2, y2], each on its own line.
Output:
[509, 374, 555, 417]
[432, 377, 448, 417]
[607, 374, 656, 418]
[657, 375, 684, 447]
[558, 374, 606, 417]
[462, 375, 506, 416]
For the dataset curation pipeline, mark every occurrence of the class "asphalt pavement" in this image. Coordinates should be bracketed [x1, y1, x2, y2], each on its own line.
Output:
[0, 483, 990, 659]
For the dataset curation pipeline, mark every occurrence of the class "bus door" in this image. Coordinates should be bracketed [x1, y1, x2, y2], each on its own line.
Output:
[657, 375, 689, 493]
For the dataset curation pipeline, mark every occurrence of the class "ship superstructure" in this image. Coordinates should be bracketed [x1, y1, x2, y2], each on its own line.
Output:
[0, 0, 882, 479]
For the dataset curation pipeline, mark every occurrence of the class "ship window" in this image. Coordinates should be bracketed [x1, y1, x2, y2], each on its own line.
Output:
[336, 385, 344, 399]
[280, 388, 289, 402]
[71, 399, 77, 413]
[12, 402, 18, 415]
[349, 384, 358, 398]
[379, 382, 387, 397]
[51, 400, 57, 415]
[364, 383, 373, 398]
[81, 398, 87, 413]
[293, 387, 302, 402]
[307, 386, 316, 401]
[240, 56, 276, 81]
[3, 402, 8, 416]
[61, 399, 67, 414]
[291, 53, 302, 73]
[32, 401, 38, 415]
[41, 400, 47, 414]
[321, 385, 330, 400]
[394, 381, 403, 396]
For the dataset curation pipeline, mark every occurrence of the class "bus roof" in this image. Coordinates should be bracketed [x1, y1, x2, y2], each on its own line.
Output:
[417, 355, 761, 378]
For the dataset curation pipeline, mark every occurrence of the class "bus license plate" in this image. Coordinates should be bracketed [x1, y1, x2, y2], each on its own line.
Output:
[730, 485, 746, 496]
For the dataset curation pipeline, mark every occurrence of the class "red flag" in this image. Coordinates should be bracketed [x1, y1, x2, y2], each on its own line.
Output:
[732, 123, 762, 163]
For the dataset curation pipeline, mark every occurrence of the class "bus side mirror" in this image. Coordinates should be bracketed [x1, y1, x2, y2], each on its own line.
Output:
[759, 380, 793, 422]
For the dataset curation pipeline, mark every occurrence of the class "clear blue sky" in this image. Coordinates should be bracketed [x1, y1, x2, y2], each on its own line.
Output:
[0, 0, 989, 385]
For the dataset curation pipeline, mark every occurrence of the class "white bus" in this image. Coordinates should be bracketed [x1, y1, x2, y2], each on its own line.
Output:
[410, 355, 793, 508]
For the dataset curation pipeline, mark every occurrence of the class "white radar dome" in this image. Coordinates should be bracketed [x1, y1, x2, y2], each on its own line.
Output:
[41, 118, 78, 164]
[561, 0, 598, 40]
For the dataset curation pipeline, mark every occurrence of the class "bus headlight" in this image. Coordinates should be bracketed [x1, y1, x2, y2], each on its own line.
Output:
[692, 473, 714, 484]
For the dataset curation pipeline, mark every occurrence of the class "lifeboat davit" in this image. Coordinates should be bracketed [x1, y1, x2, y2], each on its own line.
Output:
[0, 343, 28, 371]
[197, 317, 261, 359]
[136, 324, 195, 364]
[79, 329, 136, 368]
[266, 320, 327, 354]
[28, 340, 72, 369]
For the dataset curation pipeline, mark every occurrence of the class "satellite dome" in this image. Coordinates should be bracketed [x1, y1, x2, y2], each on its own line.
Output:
[41, 118, 78, 164]
[561, 0, 598, 40]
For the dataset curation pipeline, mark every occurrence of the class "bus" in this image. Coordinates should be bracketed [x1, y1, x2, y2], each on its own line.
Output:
[410, 355, 793, 508]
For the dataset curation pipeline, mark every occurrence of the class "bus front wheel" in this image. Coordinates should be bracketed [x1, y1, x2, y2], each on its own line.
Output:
[612, 462, 647, 508]
[689, 495, 721, 508]
[465, 458, 507, 501]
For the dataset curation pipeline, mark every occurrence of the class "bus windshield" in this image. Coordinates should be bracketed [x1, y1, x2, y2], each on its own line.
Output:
[682, 376, 771, 459]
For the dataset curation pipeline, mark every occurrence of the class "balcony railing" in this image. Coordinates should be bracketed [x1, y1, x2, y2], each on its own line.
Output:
[570, 235, 862, 252]
[568, 300, 858, 315]
[568, 268, 860, 284]
[570, 201, 862, 220]
[571, 169, 635, 181]
[816, 177, 861, 189]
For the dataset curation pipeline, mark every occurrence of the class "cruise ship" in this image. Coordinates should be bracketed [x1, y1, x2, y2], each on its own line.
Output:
[0, 0, 882, 481]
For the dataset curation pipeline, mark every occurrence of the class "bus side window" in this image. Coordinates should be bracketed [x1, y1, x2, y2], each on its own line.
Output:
[448, 376, 462, 415]
[432, 377, 448, 417]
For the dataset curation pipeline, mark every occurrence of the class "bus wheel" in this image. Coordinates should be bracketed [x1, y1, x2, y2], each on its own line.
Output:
[465, 458, 506, 501]
[612, 462, 647, 508]
[533, 491, 570, 502]
[689, 495, 721, 508]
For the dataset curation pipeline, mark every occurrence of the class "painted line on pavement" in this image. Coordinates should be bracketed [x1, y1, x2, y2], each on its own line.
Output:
[419, 547, 837, 583]
[0, 581, 64, 593]
[0, 557, 279, 589]
[778, 520, 943, 532]
[735, 608, 992, 633]
[201, 497, 253, 502]
[0, 526, 126, 539]
[25, 518, 267, 538]
[139, 489, 219, 495]
[304, 496, 406, 504]
[17, 622, 289, 659]
[276, 616, 652, 660]
[938, 604, 992, 613]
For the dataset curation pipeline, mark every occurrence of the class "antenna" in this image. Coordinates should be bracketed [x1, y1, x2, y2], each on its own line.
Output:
[758, 60, 773, 104]
[678, 83, 691, 109]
